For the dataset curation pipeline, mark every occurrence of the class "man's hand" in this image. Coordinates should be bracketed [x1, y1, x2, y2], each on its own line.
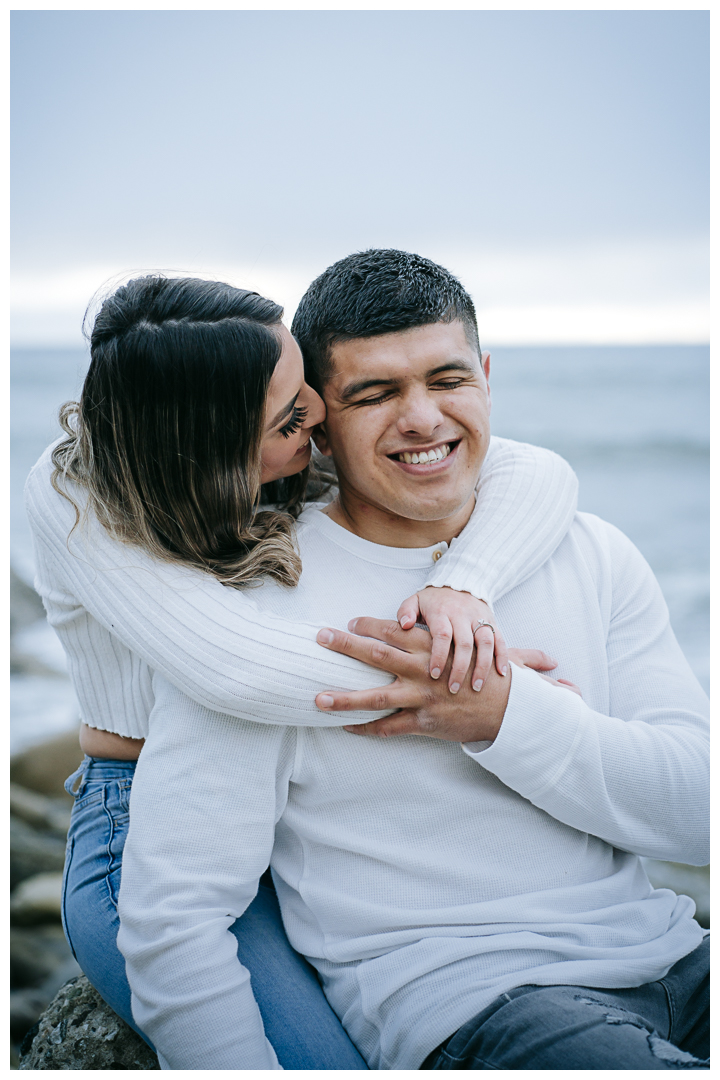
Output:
[315, 617, 565, 742]
[511, 652, 583, 697]
[396, 587, 509, 693]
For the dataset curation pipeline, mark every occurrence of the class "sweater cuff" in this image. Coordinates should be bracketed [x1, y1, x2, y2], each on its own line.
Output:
[462, 662, 584, 800]
[423, 571, 492, 607]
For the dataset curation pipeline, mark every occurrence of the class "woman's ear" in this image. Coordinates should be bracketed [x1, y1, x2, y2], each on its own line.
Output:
[312, 422, 333, 457]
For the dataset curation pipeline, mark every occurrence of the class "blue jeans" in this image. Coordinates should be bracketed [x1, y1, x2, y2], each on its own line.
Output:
[422, 937, 710, 1070]
[62, 757, 367, 1070]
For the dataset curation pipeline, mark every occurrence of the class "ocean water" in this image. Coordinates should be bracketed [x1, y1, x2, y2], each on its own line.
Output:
[10, 344, 709, 751]
[488, 345, 709, 693]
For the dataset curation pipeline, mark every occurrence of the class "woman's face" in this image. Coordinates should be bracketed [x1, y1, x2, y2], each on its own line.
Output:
[260, 325, 326, 484]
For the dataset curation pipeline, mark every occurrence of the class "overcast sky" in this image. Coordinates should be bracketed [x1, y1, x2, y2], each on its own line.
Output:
[11, 9, 709, 346]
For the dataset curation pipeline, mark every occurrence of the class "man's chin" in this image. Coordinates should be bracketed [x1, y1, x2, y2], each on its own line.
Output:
[379, 490, 477, 526]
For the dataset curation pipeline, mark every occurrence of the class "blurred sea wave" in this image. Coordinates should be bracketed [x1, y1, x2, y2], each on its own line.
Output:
[488, 343, 709, 695]
[11, 343, 709, 754]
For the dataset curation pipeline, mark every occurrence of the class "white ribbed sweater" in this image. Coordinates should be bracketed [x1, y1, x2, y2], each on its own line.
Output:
[24, 436, 577, 734]
[118, 509, 709, 1071]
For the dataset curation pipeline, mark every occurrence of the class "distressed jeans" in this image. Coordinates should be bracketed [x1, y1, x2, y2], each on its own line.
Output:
[422, 936, 709, 1070]
[62, 757, 367, 1070]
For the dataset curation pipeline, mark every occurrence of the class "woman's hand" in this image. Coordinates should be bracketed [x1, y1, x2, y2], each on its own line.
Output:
[395, 587, 509, 694]
[314, 618, 578, 741]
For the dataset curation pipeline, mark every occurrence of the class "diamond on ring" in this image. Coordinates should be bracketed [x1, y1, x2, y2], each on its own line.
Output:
[472, 620, 495, 637]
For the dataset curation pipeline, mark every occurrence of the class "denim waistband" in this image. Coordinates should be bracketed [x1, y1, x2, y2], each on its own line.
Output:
[65, 755, 137, 797]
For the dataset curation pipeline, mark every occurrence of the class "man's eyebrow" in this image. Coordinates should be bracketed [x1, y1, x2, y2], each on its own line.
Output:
[339, 359, 476, 402]
[426, 359, 477, 377]
[268, 392, 300, 430]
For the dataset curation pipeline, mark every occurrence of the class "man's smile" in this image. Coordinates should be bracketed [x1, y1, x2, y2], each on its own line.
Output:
[388, 439, 460, 472]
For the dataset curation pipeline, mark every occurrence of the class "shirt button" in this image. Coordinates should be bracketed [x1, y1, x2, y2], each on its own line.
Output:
[432, 550, 443, 562]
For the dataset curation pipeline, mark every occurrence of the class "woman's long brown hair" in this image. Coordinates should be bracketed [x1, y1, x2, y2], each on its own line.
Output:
[52, 274, 322, 588]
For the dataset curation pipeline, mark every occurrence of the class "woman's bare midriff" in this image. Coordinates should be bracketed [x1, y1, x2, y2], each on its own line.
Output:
[79, 723, 144, 760]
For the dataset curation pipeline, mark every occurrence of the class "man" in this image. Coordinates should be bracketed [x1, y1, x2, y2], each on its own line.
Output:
[118, 250, 709, 1070]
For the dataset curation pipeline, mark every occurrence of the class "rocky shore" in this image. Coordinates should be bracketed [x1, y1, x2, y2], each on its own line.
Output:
[10, 730, 162, 1069]
[10, 730, 81, 1065]
[10, 732, 82, 1061]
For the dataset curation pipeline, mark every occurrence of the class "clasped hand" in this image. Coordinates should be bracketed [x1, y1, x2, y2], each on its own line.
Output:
[396, 586, 508, 691]
[315, 599, 580, 743]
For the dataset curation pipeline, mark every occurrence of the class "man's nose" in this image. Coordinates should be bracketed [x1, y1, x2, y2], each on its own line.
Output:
[396, 391, 444, 435]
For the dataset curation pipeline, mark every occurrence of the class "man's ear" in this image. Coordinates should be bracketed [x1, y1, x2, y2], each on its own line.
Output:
[481, 351, 492, 414]
[312, 421, 333, 457]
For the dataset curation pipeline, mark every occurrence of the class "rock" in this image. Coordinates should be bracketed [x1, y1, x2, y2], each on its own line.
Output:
[11, 925, 82, 1047]
[12, 988, 54, 1044]
[11, 925, 74, 988]
[10, 728, 82, 802]
[12, 955, 83, 1045]
[18, 976, 160, 1070]
[11, 817, 67, 890]
[10, 782, 72, 836]
[11, 872, 64, 925]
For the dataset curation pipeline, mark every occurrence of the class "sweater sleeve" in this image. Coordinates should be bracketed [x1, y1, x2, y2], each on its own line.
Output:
[462, 522, 709, 866]
[25, 449, 393, 725]
[117, 678, 290, 1069]
[425, 437, 578, 604]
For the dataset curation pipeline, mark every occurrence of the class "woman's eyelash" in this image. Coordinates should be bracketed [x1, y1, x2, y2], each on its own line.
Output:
[279, 405, 308, 439]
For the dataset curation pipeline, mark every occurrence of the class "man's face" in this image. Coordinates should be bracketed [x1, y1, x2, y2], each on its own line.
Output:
[315, 320, 492, 544]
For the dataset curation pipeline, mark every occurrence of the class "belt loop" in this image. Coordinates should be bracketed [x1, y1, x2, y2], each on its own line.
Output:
[64, 755, 91, 798]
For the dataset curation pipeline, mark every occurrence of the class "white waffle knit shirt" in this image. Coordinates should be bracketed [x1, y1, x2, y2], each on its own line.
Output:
[25, 436, 577, 733]
[118, 508, 709, 1071]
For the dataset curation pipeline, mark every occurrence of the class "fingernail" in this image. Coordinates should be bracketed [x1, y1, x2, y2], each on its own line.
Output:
[400, 616, 413, 628]
[431, 667, 441, 680]
[317, 694, 334, 708]
[343, 725, 359, 733]
[450, 682, 460, 694]
[317, 629, 334, 645]
[501, 665, 508, 676]
[347, 619, 357, 632]
[473, 679, 483, 692]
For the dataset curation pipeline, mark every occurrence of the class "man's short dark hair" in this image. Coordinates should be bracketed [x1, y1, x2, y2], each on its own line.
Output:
[291, 249, 480, 390]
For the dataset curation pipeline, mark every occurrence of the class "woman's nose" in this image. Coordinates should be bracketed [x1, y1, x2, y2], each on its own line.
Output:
[303, 384, 326, 427]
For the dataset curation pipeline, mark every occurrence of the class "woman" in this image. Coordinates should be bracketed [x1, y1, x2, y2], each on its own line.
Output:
[25, 273, 578, 1067]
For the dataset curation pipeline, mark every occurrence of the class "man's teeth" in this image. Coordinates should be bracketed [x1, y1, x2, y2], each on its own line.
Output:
[398, 443, 452, 465]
